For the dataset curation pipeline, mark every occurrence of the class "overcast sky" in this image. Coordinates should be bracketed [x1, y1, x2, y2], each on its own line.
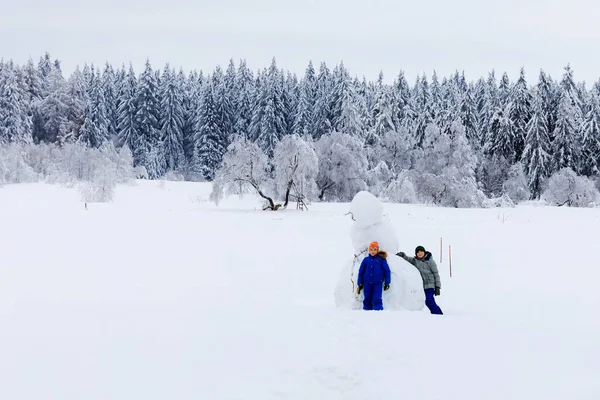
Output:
[1, 0, 598, 85]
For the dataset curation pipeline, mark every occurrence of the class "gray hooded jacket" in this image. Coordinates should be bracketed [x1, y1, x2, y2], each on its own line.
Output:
[399, 251, 441, 290]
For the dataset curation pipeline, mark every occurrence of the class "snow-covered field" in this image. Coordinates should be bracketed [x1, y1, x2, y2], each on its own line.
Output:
[1, 180, 599, 400]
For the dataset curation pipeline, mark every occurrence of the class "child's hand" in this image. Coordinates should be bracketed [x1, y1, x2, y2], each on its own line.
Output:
[384, 283, 390, 291]
[396, 251, 405, 257]
[435, 287, 440, 296]
[356, 284, 363, 294]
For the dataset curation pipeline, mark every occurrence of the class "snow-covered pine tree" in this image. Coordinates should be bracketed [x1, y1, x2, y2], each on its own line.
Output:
[498, 72, 511, 105]
[522, 94, 552, 198]
[536, 70, 559, 141]
[580, 92, 600, 176]
[479, 71, 499, 147]
[553, 88, 580, 173]
[292, 61, 316, 137]
[0, 65, 33, 144]
[102, 63, 119, 144]
[178, 69, 198, 176]
[509, 68, 533, 161]
[37, 67, 68, 143]
[282, 71, 298, 136]
[309, 62, 333, 140]
[133, 60, 162, 176]
[78, 68, 109, 148]
[248, 58, 287, 157]
[330, 65, 365, 140]
[37, 52, 54, 96]
[194, 79, 228, 180]
[367, 85, 398, 147]
[430, 71, 443, 122]
[116, 64, 137, 150]
[393, 70, 411, 123]
[329, 62, 350, 132]
[485, 100, 515, 162]
[233, 59, 255, 138]
[458, 85, 480, 146]
[412, 75, 434, 146]
[60, 67, 87, 143]
[159, 65, 185, 173]
[23, 58, 43, 103]
[552, 65, 584, 173]
[224, 59, 237, 119]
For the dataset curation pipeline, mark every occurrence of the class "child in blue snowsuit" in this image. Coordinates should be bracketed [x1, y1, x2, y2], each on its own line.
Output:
[356, 241, 391, 311]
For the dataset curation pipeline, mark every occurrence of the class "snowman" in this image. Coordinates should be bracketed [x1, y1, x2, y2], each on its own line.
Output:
[334, 191, 425, 311]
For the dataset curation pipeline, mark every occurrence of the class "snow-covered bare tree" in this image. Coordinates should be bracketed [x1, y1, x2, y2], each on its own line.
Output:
[314, 131, 368, 201]
[272, 134, 318, 207]
[210, 135, 278, 210]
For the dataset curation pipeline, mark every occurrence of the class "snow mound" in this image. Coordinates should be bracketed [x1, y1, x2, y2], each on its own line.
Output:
[349, 191, 383, 228]
[334, 253, 425, 311]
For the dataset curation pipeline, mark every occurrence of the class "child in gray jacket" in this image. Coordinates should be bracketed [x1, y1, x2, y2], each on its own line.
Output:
[397, 245, 443, 314]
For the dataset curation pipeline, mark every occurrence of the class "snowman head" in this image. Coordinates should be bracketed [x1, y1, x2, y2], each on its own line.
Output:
[349, 191, 383, 228]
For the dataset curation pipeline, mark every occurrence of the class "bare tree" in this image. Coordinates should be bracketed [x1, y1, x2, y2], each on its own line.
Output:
[273, 134, 318, 208]
[210, 135, 279, 210]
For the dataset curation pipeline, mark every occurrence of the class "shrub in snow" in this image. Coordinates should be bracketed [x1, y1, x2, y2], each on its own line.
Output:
[483, 194, 516, 208]
[210, 135, 279, 210]
[78, 166, 117, 203]
[0, 144, 38, 184]
[413, 171, 485, 208]
[161, 170, 185, 181]
[542, 168, 600, 207]
[134, 165, 149, 179]
[502, 162, 531, 203]
[381, 174, 418, 204]
[272, 134, 318, 207]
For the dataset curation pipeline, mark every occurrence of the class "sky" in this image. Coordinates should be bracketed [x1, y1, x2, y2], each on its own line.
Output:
[1, 0, 599, 85]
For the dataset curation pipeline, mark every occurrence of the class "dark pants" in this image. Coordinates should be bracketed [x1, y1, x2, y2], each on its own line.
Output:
[424, 288, 443, 314]
[363, 282, 383, 310]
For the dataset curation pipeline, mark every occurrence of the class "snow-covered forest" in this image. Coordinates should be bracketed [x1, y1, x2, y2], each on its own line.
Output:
[1, 53, 599, 207]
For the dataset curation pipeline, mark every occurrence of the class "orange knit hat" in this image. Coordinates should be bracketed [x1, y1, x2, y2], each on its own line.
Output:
[368, 241, 379, 250]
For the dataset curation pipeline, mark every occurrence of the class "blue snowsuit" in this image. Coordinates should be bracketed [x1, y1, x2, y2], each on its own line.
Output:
[357, 253, 391, 311]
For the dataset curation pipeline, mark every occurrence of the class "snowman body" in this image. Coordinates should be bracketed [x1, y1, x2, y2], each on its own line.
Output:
[334, 191, 425, 311]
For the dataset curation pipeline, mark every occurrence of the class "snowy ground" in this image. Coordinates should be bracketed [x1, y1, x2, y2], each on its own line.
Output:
[0, 180, 599, 400]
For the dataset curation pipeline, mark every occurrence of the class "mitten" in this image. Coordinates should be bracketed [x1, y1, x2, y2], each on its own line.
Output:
[383, 283, 390, 291]
[356, 284, 363, 294]
[434, 287, 440, 296]
[396, 251, 405, 257]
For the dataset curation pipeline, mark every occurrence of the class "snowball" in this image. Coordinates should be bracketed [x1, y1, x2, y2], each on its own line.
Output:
[349, 191, 383, 228]
[334, 253, 424, 311]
